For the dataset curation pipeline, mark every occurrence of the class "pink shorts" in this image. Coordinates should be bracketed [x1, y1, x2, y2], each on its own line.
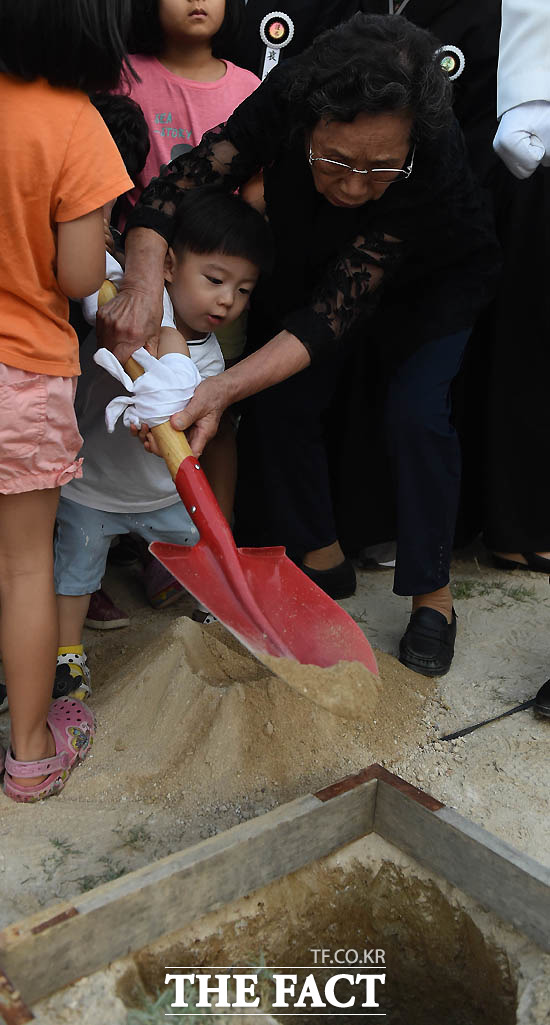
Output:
[0, 364, 83, 495]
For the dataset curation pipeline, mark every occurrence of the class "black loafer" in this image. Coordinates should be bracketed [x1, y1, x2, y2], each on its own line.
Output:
[492, 552, 550, 573]
[399, 607, 457, 678]
[535, 679, 550, 718]
[299, 558, 356, 599]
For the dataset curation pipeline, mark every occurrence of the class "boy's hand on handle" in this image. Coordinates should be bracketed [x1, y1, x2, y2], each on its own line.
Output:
[131, 421, 157, 454]
[97, 284, 163, 366]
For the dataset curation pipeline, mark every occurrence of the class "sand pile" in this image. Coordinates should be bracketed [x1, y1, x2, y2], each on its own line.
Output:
[260, 651, 381, 720]
[0, 612, 433, 929]
[78, 616, 432, 811]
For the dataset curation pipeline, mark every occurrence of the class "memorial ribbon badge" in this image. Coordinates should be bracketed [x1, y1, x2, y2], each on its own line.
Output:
[260, 11, 295, 79]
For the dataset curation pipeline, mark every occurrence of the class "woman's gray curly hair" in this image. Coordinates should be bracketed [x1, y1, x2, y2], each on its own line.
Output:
[287, 13, 453, 143]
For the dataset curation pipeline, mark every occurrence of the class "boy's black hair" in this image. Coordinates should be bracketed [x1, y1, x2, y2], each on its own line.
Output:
[171, 186, 274, 276]
[0, 0, 135, 93]
[129, 0, 244, 61]
[89, 93, 150, 183]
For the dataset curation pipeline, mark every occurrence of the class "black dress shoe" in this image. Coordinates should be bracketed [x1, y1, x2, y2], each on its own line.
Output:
[535, 679, 550, 718]
[492, 552, 550, 572]
[299, 558, 356, 600]
[399, 607, 457, 678]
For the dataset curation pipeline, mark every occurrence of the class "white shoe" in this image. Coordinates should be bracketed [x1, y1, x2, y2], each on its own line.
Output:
[358, 541, 397, 569]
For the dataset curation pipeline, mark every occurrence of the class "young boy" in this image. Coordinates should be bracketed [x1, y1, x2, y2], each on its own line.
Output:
[70, 93, 151, 630]
[54, 179, 273, 700]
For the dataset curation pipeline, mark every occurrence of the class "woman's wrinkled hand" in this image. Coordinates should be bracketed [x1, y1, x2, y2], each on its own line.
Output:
[130, 376, 232, 459]
[96, 284, 163, 366]
[169, 376, 230, 458]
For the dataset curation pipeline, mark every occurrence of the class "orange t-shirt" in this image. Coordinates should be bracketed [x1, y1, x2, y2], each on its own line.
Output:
[0, 75, 132, 377]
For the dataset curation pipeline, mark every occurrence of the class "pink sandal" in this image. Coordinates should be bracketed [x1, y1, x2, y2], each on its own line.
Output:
[3, 698, 94, 803]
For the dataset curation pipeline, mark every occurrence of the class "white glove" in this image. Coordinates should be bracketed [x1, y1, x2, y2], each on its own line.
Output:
[494, 100, 550, 179]
[93, 346, 201, 432]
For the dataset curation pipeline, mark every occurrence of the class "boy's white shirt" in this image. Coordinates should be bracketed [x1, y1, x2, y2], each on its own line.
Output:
[63, 253, 224, 514]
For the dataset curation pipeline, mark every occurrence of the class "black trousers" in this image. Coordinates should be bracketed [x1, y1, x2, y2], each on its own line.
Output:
[482, 165, 550, 552]
[235, 330, 470, 596]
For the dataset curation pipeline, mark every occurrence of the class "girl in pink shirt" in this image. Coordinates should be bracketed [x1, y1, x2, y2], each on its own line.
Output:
[118, 0, 260, 215]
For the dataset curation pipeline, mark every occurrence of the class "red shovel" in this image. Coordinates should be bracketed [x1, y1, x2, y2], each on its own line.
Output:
[125, 355, 378, 676]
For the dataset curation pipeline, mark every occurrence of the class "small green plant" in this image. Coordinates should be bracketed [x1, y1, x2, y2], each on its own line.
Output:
[127, 985, 230, 1024]
[129, 825, 152, 845]
[452, 579, 536, 606]
[50, 837, 82, 856]
[240, 953, 276, 1008]
[75, 858, 126, 893]
[504, 584, 537, 603]
[452, 579, 491, 600]
[40, 837, 82, 880]
[127, 988, 175, 1024]
[113, 824, 153, 848]
[127, 959, 275, 1024]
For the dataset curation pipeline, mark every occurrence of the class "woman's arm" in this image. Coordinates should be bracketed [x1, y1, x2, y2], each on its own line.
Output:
[128, 64, 291, 243]
[165, 232, 403, 455]
[97, 228, 167, 364]
[96, 127, 259, 360]
[283, 231, 403, 361]
[137, 228, 403, 457]
[130, 125, 265, 240]
[98, 67, 290, 359]
[141, 330, 310, 458]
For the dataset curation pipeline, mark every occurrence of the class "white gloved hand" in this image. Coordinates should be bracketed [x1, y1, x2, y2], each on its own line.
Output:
[93, 346, 201, 432]
[494, 100, 550, 179]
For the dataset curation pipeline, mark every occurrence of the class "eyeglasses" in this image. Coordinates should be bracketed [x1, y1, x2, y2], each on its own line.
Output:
[308, 142, 416, 184]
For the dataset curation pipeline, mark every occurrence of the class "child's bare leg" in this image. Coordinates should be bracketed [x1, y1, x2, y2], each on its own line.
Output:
[57, 594, 92, 647]
[0, 489, 59, 784]
[157, 326, 190, 359]
[200, 412, 237, 523]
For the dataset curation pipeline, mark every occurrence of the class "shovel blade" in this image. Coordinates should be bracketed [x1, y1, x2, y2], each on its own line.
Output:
[150, 540, 378, 674]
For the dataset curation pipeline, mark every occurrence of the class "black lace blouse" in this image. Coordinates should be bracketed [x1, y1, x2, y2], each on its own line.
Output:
[128, 60, 499, 364]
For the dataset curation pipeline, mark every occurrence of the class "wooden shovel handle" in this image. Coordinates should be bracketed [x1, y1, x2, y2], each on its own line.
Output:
[97, 282, 193, 480]
[123, 355, 193, 479]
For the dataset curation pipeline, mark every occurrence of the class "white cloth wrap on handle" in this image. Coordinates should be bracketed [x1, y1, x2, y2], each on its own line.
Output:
[93, 346, 202, 432]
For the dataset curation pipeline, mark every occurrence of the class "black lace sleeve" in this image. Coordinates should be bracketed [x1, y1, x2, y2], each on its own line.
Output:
[126, 123, 262, 241]
[282, 231, 404, 360]
[127, 64, 292, 242]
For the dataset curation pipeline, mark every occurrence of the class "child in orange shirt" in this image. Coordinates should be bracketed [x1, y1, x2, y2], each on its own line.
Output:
[0, 0, 134, 802]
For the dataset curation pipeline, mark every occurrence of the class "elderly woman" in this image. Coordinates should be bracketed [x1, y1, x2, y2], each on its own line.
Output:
[99, 14, 499, 676]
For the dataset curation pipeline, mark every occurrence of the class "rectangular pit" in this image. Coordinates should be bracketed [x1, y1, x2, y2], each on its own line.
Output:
[1, 767, 549, 1025]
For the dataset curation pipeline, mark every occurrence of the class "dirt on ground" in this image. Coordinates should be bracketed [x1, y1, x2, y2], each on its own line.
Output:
[0, 542, 548, 932]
